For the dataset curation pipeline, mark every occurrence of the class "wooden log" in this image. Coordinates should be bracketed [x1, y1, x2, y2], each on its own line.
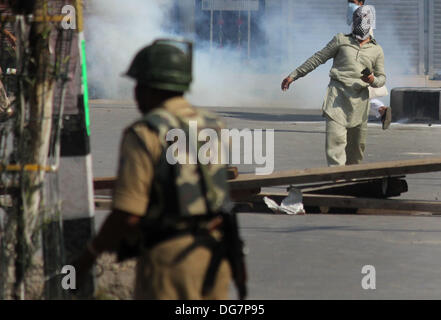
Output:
[251, 192, 441, 214]
[93, 177, 115, 191]
[229, 157, 441, 190]
[95, 198, 112, 211]
[94, 187, 262, 211]
[302, 194, 441, 213]
[227, 166, 239, 180]
[96, 192, 441, 216]
[288, 176, 403, 191]
[93, 166, 239, 191]
[230, 188, 261, 202]
[300, 177, 408, 198]
[357, 208, 434, 216]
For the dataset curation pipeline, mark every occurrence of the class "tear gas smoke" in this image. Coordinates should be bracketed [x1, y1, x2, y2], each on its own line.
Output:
[85, 0, 419, 109]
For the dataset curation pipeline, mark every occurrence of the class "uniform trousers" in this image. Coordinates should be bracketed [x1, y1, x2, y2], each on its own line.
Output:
[134, 233, 232, 300]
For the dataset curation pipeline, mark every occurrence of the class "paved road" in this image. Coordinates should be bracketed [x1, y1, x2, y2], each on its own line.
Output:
[90, 102, 441, 299]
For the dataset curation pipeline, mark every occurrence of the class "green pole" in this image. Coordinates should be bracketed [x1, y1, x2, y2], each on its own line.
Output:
[80, 36, 90, 136]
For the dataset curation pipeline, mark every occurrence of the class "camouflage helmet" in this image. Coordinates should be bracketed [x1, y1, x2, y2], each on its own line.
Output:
[126, 39, 193, 92]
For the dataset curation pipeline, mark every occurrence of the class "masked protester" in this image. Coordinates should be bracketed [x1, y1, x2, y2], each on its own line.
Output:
[281, 6, 386, 166]
[347, 1, 391, 130]
[73, 39, 247, 300]
[347, 1, 376, 32]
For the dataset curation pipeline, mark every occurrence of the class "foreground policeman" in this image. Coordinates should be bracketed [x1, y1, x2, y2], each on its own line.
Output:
[74, 39, 246, 300]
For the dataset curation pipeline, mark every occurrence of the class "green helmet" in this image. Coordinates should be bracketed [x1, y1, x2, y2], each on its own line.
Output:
[126, 39, 193, 92]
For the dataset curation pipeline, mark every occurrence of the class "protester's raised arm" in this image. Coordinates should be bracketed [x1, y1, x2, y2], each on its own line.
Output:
[288, 35, 340, 81]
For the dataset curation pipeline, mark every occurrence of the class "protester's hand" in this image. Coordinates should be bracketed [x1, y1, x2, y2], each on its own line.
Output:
[281, 76, 294, 91]
[361, 73, 374, 84]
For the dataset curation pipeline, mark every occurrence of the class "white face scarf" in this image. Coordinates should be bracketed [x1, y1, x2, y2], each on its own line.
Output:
[352, 6, 374, 41]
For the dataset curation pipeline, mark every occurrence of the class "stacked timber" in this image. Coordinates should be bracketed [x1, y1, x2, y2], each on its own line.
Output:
[227, 157, 441, 216]
[94, 166, 242, 210]
[93, 158, 441, 215]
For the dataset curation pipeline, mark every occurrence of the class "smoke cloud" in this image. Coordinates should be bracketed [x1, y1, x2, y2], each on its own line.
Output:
[85, 0, 417, 109]
[85, 0, 172, 100]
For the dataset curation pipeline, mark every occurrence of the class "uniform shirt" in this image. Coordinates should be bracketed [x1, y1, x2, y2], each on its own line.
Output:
[289, 33, 386, 127]
[112, 96, 199, 216]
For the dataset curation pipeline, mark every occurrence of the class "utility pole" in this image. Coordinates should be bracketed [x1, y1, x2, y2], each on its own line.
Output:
[0, 0, 82, 300]
[59, 0, 96, 299]
[7, 0, 57, 300]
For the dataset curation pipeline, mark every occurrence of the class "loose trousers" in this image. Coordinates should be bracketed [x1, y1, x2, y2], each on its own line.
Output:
[325, 116, 368, 166]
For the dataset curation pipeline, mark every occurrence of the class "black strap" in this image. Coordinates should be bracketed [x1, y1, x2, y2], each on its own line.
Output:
[171, 229, 226, 296]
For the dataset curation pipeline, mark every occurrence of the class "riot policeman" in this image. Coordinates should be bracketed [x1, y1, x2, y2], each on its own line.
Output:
[74, 39, 246, 300]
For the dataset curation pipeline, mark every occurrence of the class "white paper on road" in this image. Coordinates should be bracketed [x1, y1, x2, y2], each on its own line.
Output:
[263, 188, 305, 215]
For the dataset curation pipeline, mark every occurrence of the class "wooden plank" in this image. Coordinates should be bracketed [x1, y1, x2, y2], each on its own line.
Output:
[93, 177, 115, 190]
[298, 176, 405, 193]
[230, 188, 261, 202]
[93, 186, 260, 211]
[93, 166, 239, 191]
[357, 208, 433, 216]
[227, 166, 239, 180]
[300, 177, 408, 198]
[95, 198, 112, 211]
[302, 194, 441, 213]
[253, 192, 441, 214]
[229, 157, 441, 190]
[292, 175, 405, 191]
[96, 193, 441, 215]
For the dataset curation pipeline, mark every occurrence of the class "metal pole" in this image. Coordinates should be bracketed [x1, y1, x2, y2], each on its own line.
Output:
[238, 10, 241, 50]
[210, 9, 213, 52]
[60, 0, 96, 300]
[247, 10, 251, 59]
[426, 0, 433, 78]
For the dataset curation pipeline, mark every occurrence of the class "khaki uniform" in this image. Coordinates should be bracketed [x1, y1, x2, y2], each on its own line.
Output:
[289, 33, 386, 166]
[112, 97, 232, 300]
